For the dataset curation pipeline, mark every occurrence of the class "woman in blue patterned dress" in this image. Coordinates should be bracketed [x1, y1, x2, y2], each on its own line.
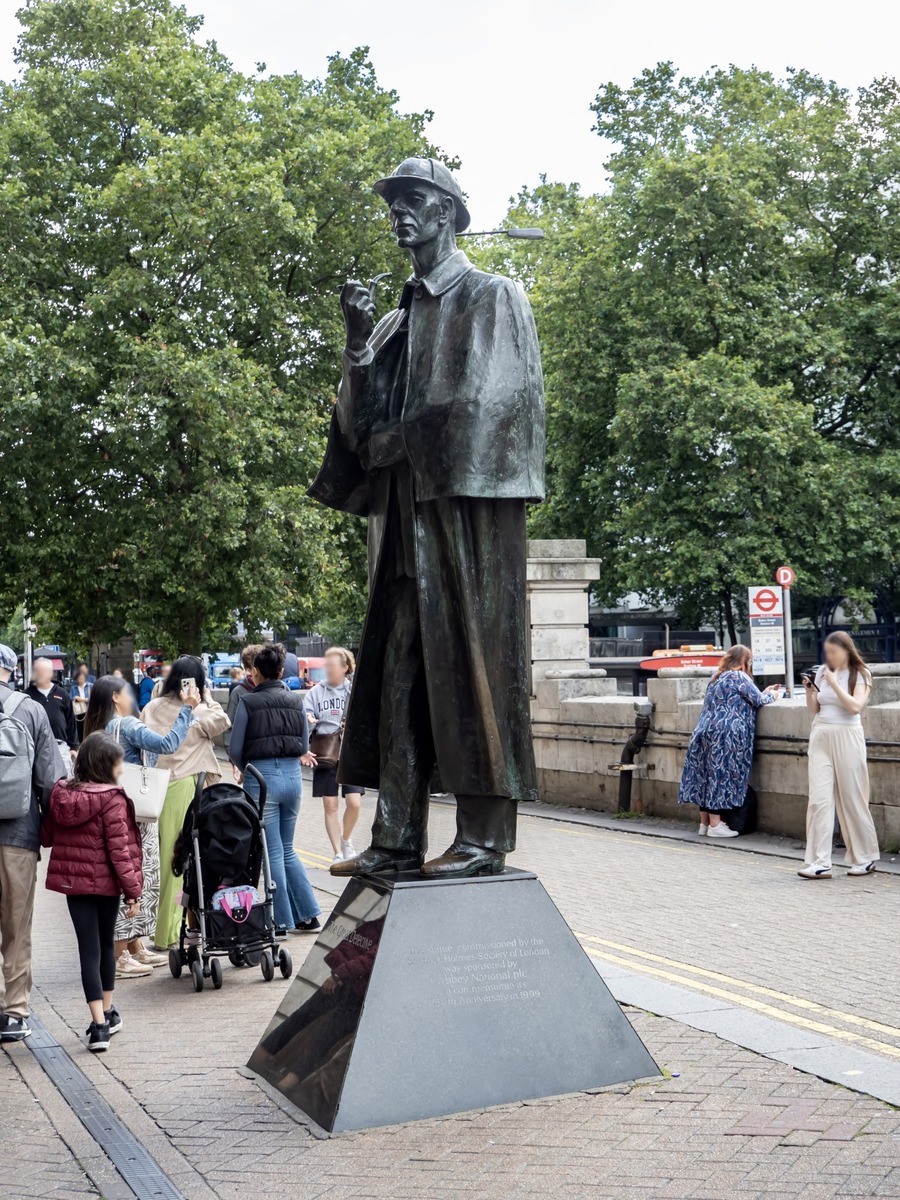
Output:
[678, 645, 777, 838]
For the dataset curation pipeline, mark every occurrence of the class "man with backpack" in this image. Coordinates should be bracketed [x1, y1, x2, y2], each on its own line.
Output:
[0, 643, 65, 1041]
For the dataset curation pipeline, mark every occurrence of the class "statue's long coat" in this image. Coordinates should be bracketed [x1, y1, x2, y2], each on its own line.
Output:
[309, 250, 545, 800]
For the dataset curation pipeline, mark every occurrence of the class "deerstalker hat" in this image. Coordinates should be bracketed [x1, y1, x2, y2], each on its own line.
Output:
[373, 157, 471, 233]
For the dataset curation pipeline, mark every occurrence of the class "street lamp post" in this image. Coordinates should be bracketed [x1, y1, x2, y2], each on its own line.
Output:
[460, 228, 546, 240]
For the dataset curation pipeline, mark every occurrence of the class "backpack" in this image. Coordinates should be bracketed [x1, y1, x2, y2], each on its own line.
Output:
[0, 691, 35, 820]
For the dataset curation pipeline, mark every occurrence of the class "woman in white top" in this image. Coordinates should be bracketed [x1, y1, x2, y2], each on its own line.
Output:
[799, 631, 879, 879]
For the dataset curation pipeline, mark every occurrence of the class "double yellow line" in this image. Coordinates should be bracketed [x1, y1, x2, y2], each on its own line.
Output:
[578, 933, 900, 1061]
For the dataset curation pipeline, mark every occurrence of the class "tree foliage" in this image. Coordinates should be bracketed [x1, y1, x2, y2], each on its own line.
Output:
[0, 0, 441, 653]
[482, 65, 900, 632]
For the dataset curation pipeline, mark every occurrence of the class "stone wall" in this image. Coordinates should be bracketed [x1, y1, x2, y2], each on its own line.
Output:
[525, 539, 900, 850]
[530, 665, 900, 852]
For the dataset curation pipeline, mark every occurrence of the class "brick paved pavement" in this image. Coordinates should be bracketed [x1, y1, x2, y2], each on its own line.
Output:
[3, 797, 899, 1199]
[0, 1043, 98, 1198]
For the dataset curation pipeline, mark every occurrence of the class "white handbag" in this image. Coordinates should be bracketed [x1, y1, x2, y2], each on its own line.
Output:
[113, 720, 170, 822]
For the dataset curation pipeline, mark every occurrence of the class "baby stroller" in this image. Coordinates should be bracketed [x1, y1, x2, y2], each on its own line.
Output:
[168, 765, 294, 993]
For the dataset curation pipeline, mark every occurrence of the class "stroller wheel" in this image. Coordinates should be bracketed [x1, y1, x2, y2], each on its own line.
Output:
[260, 949, 275, 982]
[191, 959, 204, 993]
[227, 949, 246, 968]
[278, 947, 293, 979]
[168, 948, 183, 979]
[209, 958, 223, 990]
[243, 949, 262, 968]
[187, 944, 201, 967]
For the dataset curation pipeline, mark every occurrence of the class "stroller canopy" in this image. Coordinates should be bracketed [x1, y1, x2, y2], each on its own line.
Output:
[180, 783, 263, 897]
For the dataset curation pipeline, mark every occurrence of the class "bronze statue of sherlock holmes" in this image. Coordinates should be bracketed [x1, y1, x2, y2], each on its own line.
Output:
[308, 156, 545, 879]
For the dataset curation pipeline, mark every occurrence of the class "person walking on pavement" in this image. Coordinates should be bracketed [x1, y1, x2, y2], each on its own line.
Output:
[142, 658, 229, 949]
[84, 675, 199, 976]
[229, 642, 321, 935]
[43, 732, 143, 1052]
[302, 647, 365, 864]
[28, 656, 79, 770]
[138, 665, 160, 712]
[70, 663, 92, 743]
[678, 645, 778, 837]
[0, 643, 65, 1043]
[799, 631, 879, 880]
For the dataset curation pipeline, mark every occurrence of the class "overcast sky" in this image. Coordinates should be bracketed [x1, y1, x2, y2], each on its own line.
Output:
[2, 0, 900, 224]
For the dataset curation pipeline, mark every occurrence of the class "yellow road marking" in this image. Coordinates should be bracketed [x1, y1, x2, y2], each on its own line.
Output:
[577, 934, 900, 1040]
[583, 945, 900, 1060]
[300, 849, 335, 867]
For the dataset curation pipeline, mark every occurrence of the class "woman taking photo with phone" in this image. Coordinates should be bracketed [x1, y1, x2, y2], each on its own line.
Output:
[678, 645, 778, 836]
[141, 657, 229, 948]
[799, 631, 879, 880]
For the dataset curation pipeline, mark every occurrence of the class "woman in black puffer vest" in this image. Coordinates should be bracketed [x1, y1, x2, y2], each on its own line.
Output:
[228, 643, 321, 934]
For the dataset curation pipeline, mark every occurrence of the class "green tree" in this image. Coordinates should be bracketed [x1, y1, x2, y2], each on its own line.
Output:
[0, 0, 442, 653]
[482, 65, 900, 630]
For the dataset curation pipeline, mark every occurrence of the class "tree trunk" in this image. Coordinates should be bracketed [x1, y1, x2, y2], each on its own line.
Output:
[177, 610, 204, 657]
[721, 590, 738, 647]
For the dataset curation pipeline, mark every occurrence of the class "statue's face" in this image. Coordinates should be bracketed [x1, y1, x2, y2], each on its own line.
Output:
[389, 183, 452, 248]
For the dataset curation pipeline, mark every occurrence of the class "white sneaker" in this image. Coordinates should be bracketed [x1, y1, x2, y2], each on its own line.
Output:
[340, 839, 356, 859]
[798, 863, 832, 879]
[331, 852, 344, 864]
[698, 824, 708, 836]
[115, 951, 151, 979]
[847, 862, 876, 876]
[707, 823, 739, 838]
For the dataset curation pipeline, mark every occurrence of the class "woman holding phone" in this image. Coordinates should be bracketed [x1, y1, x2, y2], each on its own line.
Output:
[799, 631, 879, 879]
[141, 657, 230, 947]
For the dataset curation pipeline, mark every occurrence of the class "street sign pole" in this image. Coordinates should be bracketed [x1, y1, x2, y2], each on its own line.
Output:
[775, 567, 796, 692]
[783, 586, 794, 691]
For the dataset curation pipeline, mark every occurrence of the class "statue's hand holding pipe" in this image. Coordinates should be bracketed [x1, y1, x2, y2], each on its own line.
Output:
[341, 279, 375, 354]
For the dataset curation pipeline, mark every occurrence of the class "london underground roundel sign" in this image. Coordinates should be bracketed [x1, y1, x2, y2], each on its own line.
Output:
[752, 587, 780, 613]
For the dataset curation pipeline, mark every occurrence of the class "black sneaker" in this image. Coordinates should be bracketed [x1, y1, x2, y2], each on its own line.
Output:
[87, 1021, 110, 1053]
[85, 1006, 122, 1038]
[0, 1014, 31, 1042]
[293, 918, 321, 935]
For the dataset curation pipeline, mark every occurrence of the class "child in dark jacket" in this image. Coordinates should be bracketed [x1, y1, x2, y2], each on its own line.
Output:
[44, 732, 143, 1052]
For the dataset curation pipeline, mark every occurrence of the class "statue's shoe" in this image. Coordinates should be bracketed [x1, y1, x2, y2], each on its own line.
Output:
[330, 847, 423, 877]
[420, 844, 506, 879]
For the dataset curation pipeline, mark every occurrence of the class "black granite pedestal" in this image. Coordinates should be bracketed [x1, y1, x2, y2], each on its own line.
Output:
[247, 869, 659, 1133]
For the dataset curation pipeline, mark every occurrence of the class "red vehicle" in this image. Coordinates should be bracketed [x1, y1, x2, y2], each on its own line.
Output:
[133, 648, 164, 684]
[296, 657, 326, 689]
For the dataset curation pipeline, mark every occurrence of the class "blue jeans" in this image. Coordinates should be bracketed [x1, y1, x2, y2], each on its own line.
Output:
[243, 759, 320, 928]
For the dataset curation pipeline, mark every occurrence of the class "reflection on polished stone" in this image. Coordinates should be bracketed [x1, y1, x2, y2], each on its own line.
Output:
[248, 869, 659, 1133]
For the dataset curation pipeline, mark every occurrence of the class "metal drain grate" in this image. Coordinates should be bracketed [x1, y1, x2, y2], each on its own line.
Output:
[27, 1013, 185, 1200]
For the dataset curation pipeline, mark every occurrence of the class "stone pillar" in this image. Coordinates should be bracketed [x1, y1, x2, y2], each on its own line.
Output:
[526, 539, 601, 689]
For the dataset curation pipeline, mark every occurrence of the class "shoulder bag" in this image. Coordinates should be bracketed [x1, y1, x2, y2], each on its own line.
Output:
[113, 719, 170, 822]
[309, 721, 344, 770]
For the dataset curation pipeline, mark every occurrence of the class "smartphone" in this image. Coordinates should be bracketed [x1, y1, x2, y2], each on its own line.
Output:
[180, 678, 193, 698]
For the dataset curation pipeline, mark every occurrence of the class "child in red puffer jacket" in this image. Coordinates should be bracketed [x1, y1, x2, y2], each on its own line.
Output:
[44, 732, 142, 1052]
